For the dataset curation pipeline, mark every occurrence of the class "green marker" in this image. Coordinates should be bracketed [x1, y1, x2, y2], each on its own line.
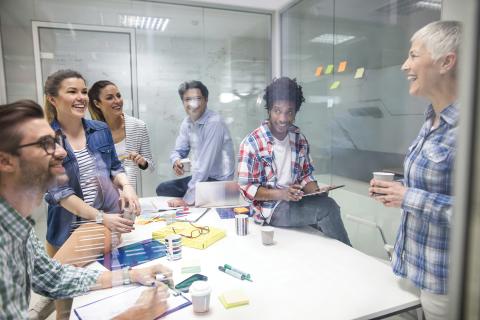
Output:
[224, 264, 252, 281]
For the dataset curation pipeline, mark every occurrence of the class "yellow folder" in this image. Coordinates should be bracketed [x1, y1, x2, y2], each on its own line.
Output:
[152, 222, 226, 250]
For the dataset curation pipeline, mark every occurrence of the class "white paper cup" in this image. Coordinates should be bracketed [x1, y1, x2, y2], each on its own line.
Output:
[372, 172, 394, 196]
[373, 172, 394, 181]
[190, 280, 211, 313]
[180, 158, 191, 172]
[261, 226, 274, 245]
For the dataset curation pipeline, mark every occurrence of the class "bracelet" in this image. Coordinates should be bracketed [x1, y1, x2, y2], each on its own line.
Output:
[95, 210, 104, 224]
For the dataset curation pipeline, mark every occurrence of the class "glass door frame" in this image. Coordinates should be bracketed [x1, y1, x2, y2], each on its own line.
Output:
[31, 21, 138, 117]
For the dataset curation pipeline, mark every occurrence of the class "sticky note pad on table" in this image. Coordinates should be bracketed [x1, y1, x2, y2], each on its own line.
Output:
[325, 64, 334, 74]
[354, 67, 365, 79]
[219, 289, 249, 309]
[330, 81, 341, 90]
[181, 260, 201, 274]
[315, 66, 323, 77]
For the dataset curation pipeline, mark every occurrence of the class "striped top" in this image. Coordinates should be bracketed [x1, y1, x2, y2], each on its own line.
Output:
[73, 148, 98, 205]
[122, 114, 155, 192]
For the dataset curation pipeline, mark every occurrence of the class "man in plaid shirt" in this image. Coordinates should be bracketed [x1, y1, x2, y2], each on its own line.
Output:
[238, 77, 350, 246]
[0, 100, 171, 319]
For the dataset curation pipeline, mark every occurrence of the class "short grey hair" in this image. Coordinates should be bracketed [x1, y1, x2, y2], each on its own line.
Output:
[411, 20, 461, 61]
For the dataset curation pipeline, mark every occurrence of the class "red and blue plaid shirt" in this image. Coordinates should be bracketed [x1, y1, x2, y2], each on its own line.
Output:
[393, 103, 458, 294]
[237, 121, 316, 221]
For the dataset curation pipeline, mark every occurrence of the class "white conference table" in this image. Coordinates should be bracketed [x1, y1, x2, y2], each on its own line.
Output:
[70, 197, 420, 320]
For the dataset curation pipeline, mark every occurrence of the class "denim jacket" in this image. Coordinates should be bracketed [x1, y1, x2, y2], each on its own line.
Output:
[45, 119, 124, 247]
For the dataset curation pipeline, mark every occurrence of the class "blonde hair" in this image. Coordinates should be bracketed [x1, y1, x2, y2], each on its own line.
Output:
[411, 20, 462, 61]
[44, 69, 85, 123]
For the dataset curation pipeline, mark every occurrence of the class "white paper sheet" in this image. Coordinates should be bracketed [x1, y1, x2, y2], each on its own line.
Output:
[74, 286, 191, 320]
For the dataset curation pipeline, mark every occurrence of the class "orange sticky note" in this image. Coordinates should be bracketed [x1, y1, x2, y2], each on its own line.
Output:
[354, 67, 365, 79]
[330, 81, 340, 90]
[325, 64, 334, 74]
[315, 66, 323, 77]
[338, 61, 347, 73]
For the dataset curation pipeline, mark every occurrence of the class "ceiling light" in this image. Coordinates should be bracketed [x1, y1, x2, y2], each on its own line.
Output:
[119, 14, 170, 31]
[416, 1, 441, 10]
[310, 34, 355, 45]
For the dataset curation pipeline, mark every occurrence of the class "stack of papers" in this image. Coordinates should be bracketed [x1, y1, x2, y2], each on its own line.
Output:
[218, 289, 249, 309]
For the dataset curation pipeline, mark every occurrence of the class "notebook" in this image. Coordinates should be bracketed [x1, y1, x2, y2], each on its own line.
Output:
[152, 221, 226, 250]
[74, 286, 191, 319]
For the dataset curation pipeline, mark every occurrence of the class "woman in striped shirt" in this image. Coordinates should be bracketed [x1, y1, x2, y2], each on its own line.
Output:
[44, 70, 140, 257]
[88, 80, 155, 192]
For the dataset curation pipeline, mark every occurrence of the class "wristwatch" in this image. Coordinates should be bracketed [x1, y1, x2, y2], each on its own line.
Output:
[95, 210, 104, 224]
[122, 267, 131, 285]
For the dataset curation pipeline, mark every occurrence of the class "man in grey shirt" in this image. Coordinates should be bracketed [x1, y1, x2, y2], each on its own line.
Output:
[156, 81, 235, 207]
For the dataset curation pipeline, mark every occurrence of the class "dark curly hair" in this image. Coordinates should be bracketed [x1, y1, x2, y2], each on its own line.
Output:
[263, 77, 305, 112]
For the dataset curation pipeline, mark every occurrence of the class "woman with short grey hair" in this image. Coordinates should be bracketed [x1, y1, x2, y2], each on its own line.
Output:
[369, 20, 461, 320]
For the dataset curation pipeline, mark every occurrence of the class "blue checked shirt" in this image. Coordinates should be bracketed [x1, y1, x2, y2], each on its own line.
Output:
[0, 197, 101, 319]
[392, 103, 458, 294]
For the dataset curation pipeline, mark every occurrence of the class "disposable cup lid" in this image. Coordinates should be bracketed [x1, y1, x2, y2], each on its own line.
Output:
[190, 280, 211, 296]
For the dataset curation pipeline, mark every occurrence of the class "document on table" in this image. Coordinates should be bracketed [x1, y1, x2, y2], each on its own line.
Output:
[140, 197, 180, 212]
[74, 286, 191, 320]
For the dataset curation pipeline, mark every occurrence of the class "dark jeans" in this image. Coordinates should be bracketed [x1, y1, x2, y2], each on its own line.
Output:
[269, 195, 352, 246]
[155, 176, 218, 197]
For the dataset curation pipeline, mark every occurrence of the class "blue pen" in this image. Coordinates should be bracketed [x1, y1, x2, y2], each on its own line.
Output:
[218, 266, 252, 282]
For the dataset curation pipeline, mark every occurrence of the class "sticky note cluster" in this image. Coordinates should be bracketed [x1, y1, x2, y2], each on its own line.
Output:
[219, 289, 249, 309]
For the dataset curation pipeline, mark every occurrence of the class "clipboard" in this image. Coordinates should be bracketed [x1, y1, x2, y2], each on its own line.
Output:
[74, 286, 191, 319]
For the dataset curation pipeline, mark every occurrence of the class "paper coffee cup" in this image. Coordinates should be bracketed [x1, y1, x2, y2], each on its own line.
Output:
[261, 226, 274, 245]
[190, 280, 211, 313]
[372, 172, 394, 196]
[373, 172, 394, 181]
[180, 158, 191, 172]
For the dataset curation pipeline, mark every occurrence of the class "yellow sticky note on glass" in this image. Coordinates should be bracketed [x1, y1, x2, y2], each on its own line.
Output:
[330, 81, 340, 90]
[354, 67, 365, 79]
[338, 61, 347, 73]
[315, 66, 323, 77]
[325, 64, 334, 74]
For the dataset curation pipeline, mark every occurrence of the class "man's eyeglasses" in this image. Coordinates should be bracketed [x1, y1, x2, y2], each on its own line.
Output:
[15, 132, 63, 155]
[172, 222, 209, 238]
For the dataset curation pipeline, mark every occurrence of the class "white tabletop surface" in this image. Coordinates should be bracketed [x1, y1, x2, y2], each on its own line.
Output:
[70, 198, 420, 320]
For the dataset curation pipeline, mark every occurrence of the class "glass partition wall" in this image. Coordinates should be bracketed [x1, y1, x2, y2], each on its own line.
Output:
[0, 0, 271, 198]
[282, 0, 440, 258]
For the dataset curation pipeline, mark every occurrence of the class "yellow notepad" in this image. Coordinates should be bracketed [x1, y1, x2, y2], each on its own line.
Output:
[219, 290, 249, 309]
[152, 222, 226, 250]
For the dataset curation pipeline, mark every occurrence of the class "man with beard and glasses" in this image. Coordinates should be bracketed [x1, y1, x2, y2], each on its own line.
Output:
[238, 77, 351, 246]
[0, 100, 172, 320]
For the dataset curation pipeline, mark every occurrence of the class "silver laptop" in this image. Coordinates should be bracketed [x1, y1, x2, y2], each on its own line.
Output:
[195, 180, 248, 207]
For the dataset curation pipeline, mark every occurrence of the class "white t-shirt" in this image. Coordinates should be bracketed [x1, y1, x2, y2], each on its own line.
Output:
[273, 135, 292, 188]
[114, 139, 127, 161]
